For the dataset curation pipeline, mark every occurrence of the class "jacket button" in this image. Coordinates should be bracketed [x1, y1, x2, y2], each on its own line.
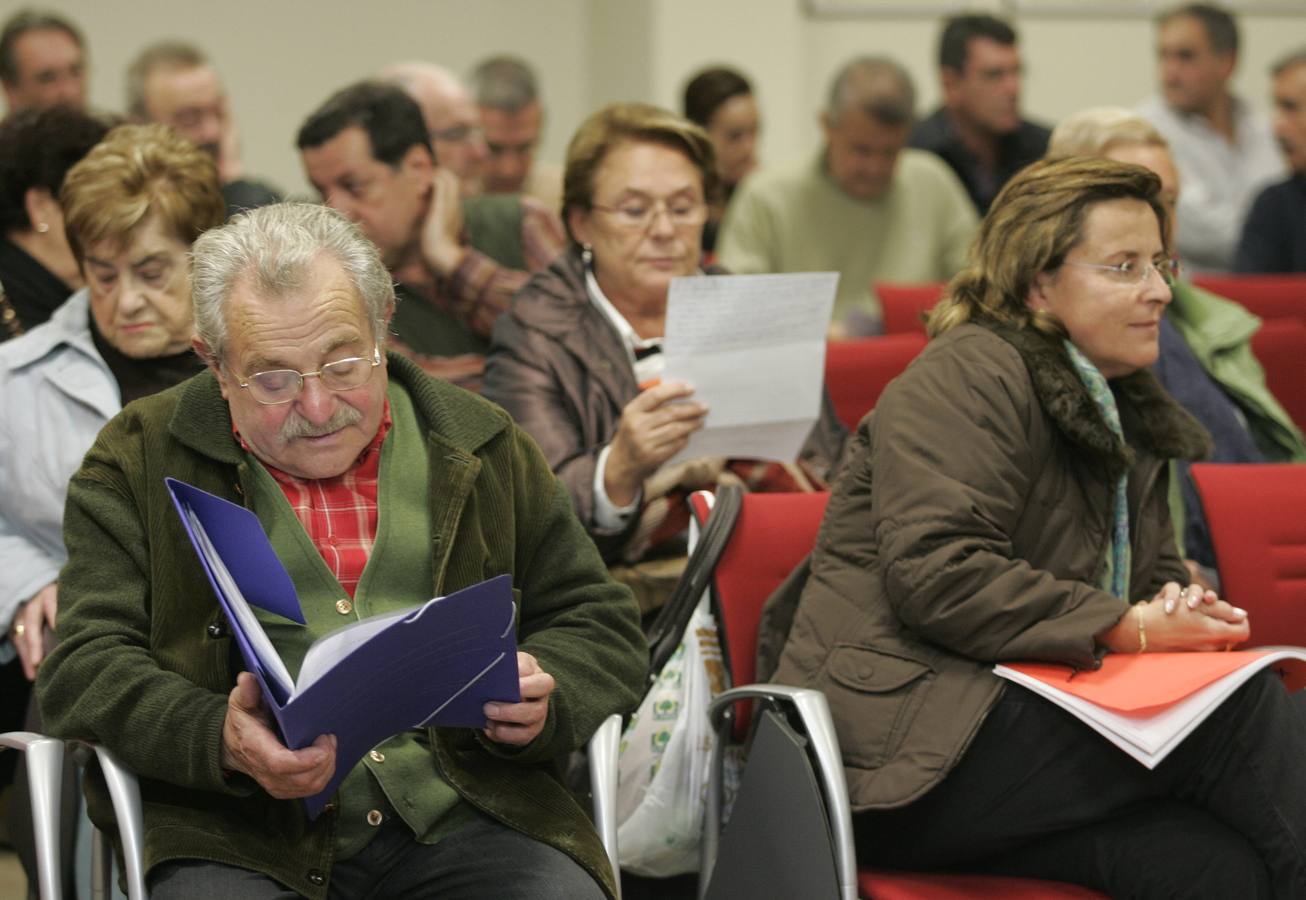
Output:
[369, 750, 385, 763]
[307, 869, 325, 886]
[858, 666, 874, 680]
[206, 622, 226, 639]
[335, 599, 353, 615]
[367, 809, 383, 826]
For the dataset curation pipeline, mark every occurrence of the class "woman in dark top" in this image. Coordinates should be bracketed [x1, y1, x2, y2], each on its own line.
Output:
[0, 106, 110, 341]
[683, 67, 759, 256]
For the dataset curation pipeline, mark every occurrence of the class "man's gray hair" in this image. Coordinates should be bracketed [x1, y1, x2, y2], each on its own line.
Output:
[1272, 45, 1306, 78]
[125, 40, 208, 119]
[826, 56, 916, 128]
[469, 55, 538, 113]
[191, 203, 394, 364]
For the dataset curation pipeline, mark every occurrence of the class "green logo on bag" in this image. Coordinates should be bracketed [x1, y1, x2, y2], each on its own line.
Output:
[653, 698, 680, 720]
[651, 728, 671, 753]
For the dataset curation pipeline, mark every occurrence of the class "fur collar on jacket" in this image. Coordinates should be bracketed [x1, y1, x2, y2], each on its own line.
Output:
[979, 318, 1212, 479]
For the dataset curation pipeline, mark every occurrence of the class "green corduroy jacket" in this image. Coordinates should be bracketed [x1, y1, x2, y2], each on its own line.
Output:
[36, 353, 647, 899]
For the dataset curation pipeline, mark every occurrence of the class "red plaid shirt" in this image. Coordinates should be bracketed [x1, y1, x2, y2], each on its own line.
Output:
[235, 403, 392, 598]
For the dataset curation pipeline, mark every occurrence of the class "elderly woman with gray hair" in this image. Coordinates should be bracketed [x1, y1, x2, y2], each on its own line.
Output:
[1048, 107, 1306, 585]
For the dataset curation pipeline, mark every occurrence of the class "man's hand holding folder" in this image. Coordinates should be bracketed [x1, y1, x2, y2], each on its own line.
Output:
[222, 671, 337, 800]
[220, 649, 558, 800]
[483, 651, 555, 746]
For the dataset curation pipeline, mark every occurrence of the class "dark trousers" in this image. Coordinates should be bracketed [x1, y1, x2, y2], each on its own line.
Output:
[855, 670, 1306, 898]
[149, 809, 606, 900]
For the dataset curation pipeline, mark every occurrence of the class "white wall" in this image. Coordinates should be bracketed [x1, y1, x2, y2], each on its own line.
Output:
[25, 0, 1305, 198]
[41, 0, 592, 197]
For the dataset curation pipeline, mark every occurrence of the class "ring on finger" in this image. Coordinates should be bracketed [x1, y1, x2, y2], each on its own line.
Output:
[13, 622, 24, 637]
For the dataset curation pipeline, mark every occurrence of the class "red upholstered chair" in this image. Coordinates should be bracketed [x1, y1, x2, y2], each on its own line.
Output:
[1190, 274, 1306, 325]
[689, 488, 1105, 900]
[1191, 464, 1306, 655]
[1250, 317, 1306, 433]
[825, 335, 929, 431]
[877, 282, 946, 335]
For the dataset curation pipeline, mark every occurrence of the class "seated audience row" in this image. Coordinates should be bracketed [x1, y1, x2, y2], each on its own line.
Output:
[3, 1, 1306, 897]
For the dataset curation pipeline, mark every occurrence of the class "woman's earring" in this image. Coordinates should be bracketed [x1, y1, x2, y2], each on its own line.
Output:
[581, 243, 593, 267]
[35, 222, 50, 234]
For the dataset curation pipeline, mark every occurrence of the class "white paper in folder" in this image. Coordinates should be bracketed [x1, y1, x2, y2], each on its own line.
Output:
[660, 271, 838, 466]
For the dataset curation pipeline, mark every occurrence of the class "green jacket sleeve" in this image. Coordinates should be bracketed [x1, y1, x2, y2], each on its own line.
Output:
[36, 424, 240, 795]
[480, 424, 647, 764]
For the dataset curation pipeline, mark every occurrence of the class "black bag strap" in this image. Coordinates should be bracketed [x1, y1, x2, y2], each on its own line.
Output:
[644, 484, 743, 684]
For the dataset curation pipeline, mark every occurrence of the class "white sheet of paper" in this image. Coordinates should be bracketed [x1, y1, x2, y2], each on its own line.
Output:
[661, 272, 838, 466]
[186, 506, 295, 698]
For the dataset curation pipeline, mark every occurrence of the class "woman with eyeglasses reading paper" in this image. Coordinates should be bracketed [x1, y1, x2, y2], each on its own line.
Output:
[767, 157, 1306, 897]
[484, 103, 844, 614]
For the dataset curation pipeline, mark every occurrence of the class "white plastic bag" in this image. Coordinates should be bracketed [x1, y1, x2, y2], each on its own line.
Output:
[616, 597, 725, 876]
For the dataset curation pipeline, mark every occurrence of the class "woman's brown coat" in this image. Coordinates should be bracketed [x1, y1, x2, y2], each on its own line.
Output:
[772, 320, 1209, 810]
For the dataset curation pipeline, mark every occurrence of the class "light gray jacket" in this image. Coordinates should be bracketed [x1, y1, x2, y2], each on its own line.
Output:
[0, 289, 116, 661]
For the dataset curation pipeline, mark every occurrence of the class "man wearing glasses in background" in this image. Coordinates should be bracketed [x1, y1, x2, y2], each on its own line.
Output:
[37, 201, 645, 900]
[296, 81, 565, 391]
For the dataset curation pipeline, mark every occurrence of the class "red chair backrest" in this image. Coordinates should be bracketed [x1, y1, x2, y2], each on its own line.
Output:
[825, 335, 929, 431]
[1190, 274, 1306, 325]
[1250, 318, 1306, 433]
[690, 490, 830, 737]
[877, 282, 946, 335]
[1191, 464, 1306, 652]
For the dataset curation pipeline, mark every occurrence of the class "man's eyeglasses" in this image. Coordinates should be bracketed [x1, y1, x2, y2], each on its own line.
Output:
[591, 198, 707, 231]
[1063, 257, 1180, 285]
[237, 346, 381, 405]
[486, 140, 537, 160]
[430, 123, 483, 144]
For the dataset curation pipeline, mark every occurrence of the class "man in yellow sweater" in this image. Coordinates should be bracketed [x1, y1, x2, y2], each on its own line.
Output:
[718, 56, 977, 336]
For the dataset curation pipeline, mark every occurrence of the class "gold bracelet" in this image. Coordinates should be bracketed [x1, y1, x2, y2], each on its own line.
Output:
[1136, 604, 1147, 653]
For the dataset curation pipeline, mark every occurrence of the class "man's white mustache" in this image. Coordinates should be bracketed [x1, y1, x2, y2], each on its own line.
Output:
[280, 404, 363, 441]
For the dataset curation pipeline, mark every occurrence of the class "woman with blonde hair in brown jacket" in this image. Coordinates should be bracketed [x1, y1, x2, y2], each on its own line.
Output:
[771, 156, 1306, 898]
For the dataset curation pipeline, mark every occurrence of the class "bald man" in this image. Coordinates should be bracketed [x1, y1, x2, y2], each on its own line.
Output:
[380, 61, 488, 194]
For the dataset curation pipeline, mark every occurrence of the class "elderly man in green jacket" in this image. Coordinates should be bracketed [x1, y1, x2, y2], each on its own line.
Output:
[36, 202, 646, 900]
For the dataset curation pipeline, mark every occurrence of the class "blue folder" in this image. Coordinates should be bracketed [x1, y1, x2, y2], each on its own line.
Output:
[165, 477, 521, 818]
